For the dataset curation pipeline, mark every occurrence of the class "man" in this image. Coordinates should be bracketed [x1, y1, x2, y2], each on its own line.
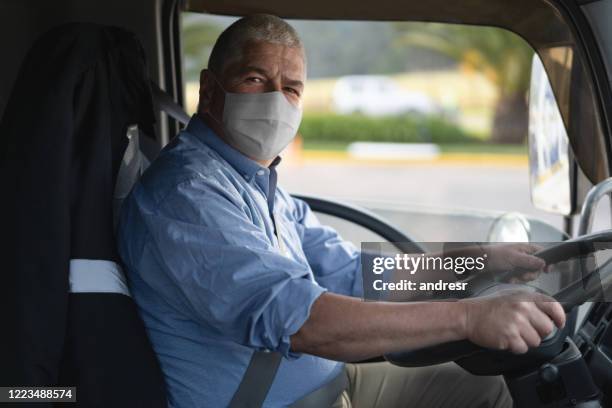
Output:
[118, 14, 565, 407]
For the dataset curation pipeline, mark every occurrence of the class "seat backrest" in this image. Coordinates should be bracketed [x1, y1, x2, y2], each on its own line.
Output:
[113, 125, 150, 229]
[113, 83, 190, 226]
[0, 23, 167, 406]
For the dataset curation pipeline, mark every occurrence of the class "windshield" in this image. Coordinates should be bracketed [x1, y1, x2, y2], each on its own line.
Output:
[182, 15, 572, 236]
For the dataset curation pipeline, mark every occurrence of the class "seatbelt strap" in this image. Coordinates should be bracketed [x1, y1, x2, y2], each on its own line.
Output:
[150, 81, 190, 125]
[228, 350, 282, 408]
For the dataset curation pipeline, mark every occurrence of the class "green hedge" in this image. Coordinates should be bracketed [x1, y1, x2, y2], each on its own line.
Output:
[299, 113, 479, 145]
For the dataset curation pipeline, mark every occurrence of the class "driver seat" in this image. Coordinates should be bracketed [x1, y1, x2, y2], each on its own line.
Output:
[0, 23, 167, 407]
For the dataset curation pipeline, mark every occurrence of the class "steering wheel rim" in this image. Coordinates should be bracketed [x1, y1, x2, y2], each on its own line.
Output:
[384, 229, 612, 371]
[292, 196, 612, 372]
[463, 229, 612, 296]
[292, 194, 425, 253]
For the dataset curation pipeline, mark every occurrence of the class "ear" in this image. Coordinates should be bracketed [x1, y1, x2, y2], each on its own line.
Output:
[198, 69, 215, 114]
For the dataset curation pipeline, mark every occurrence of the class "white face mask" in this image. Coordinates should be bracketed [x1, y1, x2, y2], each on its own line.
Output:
[211, 78, 303, 161]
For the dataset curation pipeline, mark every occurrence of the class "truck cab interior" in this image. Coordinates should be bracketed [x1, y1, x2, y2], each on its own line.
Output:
[2, 0, 612, 407]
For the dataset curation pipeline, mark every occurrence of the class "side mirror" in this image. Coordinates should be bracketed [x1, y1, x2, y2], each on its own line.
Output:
[528, 55, 572, 215]
[487, 212, 531, 242]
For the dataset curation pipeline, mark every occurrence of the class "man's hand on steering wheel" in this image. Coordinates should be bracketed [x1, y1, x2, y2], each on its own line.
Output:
[482, 243, 547, 283]
[458, 290, 566, 354]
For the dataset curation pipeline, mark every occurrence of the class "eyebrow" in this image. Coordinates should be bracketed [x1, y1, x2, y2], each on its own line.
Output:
[240, 65, 270, 77]
[284, 78, 304, 89]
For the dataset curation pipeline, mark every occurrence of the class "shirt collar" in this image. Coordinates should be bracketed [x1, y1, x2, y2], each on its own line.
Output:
[186, 114, 280, 181]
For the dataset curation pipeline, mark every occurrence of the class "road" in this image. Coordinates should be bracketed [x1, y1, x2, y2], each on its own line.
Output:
[280, 160, 611, 235]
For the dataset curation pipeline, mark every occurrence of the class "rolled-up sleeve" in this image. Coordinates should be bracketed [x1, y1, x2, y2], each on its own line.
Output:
[291, 197, 363, 298]
[136, 178, 326, 358]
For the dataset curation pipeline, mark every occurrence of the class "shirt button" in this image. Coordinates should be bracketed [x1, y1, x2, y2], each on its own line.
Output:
[256, 170, 265, 176]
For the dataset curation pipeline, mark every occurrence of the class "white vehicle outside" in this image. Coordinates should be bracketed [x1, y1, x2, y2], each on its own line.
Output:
[332, 75, 438, 116]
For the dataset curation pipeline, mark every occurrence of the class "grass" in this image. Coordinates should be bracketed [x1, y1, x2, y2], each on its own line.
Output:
[303, 140, 351, 151]
[439, 144, 527, 155]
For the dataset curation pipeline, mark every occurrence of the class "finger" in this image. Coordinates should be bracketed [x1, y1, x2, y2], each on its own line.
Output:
[519, 272, 539, 282]
[520, 321, 542, 348]
[514, 243, 537, 254]
[534, 296, 566, 328]
[527, 308, 555, 338]
[510, 253, 546, 271]
[527, 244, 544, 254]
[509, 336, 529, 354]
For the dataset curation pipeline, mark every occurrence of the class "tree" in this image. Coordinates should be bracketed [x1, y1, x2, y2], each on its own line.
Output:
[181, 15, 225, 82]
[394, 23, 533, 144]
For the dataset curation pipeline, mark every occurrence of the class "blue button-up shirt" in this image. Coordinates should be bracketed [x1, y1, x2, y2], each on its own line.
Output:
[117, 115, 363, 407]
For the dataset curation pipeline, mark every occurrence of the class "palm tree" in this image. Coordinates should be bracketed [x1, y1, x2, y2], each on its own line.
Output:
[181, 15, 225, 82]
[394, 23, 533, 144]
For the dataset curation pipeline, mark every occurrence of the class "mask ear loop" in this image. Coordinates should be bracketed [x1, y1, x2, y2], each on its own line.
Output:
[201, 71, 227, 128]
[208, 71, 228, 93]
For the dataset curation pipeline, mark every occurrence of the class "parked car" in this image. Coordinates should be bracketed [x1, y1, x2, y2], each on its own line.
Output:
[332, 75, 438, 116]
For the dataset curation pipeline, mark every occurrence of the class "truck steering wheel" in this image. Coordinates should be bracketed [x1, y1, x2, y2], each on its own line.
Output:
[385, 229, 612, 375]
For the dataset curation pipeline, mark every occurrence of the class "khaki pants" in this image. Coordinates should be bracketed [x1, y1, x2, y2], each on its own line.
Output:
[331, 362, 512, 408]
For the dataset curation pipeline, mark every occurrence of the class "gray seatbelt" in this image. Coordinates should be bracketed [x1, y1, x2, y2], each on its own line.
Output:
[150, 81, 190, 125]
[228, 350, 282, 408]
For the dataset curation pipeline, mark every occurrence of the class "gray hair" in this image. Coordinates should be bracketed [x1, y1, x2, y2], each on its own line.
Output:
[207, 14, 304, 74]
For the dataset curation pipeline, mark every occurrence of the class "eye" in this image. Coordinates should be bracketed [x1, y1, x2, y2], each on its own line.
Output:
[284, 87, 300, 97]
[246, 76, 263, 84]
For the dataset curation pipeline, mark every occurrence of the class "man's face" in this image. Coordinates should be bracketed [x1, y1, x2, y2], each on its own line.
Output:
[199, 40, 305, 124]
